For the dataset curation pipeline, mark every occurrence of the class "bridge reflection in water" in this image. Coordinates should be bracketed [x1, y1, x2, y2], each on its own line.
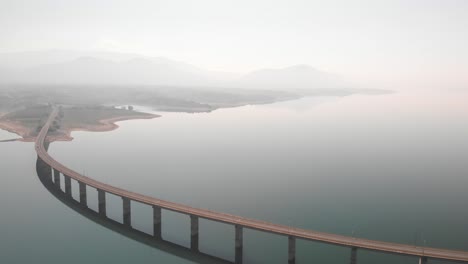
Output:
[36, 155, 231, 264]
[34, 107, 468, 264]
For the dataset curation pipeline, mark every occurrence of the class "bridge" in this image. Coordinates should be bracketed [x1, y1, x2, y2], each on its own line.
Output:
[35, 107, 468, 264]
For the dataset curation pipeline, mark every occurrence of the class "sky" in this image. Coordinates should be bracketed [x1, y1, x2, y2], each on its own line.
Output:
[1, 0, 468, 89]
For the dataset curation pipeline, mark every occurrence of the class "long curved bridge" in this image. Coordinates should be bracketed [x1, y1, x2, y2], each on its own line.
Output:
[36, 107, 468, 264]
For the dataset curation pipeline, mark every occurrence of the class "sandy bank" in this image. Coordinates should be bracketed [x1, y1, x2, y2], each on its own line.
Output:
[0, 120, 33, 140]
[0, 113, 159, 143]
[48, 114, 159, 142]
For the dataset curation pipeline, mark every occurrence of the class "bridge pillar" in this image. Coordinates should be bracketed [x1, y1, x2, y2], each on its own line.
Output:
[153, 206, 162, 239]
[288, 236, 296, 264]
[64, 175, 72, 196]
[79, 182, 87, 206]
[98, 189, 106, 216]
[190, 215, 199, 251]
[419, 257, 427, 264]
[53, 169, 60, 187]
[350, 247, 358, 264]
[122, 197, 131, 226]
[235, 225, 243, 264]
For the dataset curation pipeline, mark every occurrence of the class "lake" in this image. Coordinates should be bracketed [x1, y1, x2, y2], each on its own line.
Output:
[1, 90, 467, 264]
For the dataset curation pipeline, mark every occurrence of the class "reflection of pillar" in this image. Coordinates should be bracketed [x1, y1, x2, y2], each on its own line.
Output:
[190, 215, 199, 251]
[44, 164, 52, 181]
[153, 205, 162, 239]
[288, 236, 296, 264]
[53, 169, 60, 187]
[98, 189, 106, 216]
[122, 197, 131, 226]
[235, 225, 243, 264]
[350, 247, 357, 264]
[37, 158, 52, 180]
[79, 182, 87, 206]
[419, 257, 427, 264]
[64, 175, 71, 196]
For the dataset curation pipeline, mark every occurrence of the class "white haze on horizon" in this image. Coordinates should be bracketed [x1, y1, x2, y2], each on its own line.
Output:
[0, 50, 350, 91]
[1, 0, 467, 91]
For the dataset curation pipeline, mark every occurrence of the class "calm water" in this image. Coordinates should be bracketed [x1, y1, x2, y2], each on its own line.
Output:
[1, 91, 468, 264]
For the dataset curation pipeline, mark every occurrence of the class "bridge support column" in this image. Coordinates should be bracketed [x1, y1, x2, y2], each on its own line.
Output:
[350, 247, 357, 264]
[64, 175, 71, 196]
[122, 197, 131, 226]
[98, 189, 106, 216]
[288, 236, 296, 264]
[190, 215, 199, 251]
[153, 206, 162, 239]
[235, 225, 243, 264]
[54, 169, 60, 187]
[419, 257, 427, 264]
[79, 182, 87, 206]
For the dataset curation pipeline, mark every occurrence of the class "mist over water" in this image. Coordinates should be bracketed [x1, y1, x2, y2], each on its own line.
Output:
[2, 91, 466, 263]
[1, 1, 467, 263]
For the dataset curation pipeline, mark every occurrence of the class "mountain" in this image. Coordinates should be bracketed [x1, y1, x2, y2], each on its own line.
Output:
[0, 52, 217, 86]
[27, 56, 210, 86]
[0, 50, 139, 69]
[0, 50, 352, 91]
[0, 50, 202, 70]
[237, 64, 347, 91]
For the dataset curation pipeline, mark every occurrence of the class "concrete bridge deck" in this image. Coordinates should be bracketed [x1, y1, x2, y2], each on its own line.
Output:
[35, 107, 468, 263]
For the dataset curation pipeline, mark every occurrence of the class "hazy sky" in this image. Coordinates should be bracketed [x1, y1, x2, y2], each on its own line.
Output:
[1, 0, 467, 89]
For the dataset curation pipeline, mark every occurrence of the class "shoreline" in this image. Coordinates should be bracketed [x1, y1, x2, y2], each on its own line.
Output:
[49, 114, 159, 141]
[0, 120, 34, 140]
[0, 113, 159, 143]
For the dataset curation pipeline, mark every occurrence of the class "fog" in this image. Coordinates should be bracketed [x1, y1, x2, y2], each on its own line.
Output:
[1, 2, 468, 264]
[1, 0, 467, 91]
[0, 50, 348, 91]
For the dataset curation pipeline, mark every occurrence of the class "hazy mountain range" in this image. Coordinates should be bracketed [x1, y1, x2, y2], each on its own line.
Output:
[0, 50, 351, 92]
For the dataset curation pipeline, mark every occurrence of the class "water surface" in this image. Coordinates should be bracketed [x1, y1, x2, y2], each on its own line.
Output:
[1, 90, 468, 264]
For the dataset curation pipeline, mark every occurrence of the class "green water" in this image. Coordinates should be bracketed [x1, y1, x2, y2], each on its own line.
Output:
[1, 91, 467, 264]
